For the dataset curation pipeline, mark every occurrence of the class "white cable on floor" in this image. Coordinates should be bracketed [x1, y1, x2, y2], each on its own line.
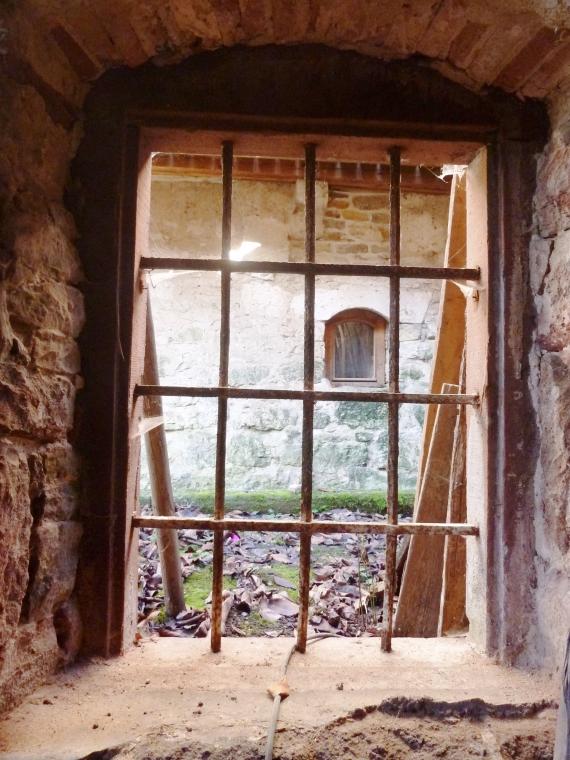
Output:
[264, 633, 341, 760]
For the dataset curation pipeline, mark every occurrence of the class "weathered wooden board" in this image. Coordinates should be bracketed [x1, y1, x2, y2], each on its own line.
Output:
[416, 174, 467, 489]
[394, 384, 460, 637]
[143, 300, 186, 617]
[438, 404, 468, 635]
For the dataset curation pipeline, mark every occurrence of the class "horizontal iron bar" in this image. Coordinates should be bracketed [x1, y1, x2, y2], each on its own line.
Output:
[133, 515, 479, 536]
[141, 257, 480, 281]
[135, 385, 479, 405]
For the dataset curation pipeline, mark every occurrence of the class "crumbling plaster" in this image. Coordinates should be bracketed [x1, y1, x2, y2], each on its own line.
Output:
[0, 1, 564, 711]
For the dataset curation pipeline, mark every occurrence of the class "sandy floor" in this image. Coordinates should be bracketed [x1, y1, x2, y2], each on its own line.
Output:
[0, 636, 558, 760]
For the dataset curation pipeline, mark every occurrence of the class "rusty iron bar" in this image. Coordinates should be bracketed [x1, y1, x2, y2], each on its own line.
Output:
[211, 140, 233, 653]
[135, 385, 478, 406]
[297, 144, 317, 654]
[133, 515, 479, 536]
[141, 257, 480, 281]
[382, 146, 401, 653]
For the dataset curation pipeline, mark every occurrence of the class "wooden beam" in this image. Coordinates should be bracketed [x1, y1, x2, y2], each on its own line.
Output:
[133, 516, 479, 536]
[394, 384, 460, 637]
[143, 300, 186, 617]
[136, 384, 478, 405]
[438, 402, 468, 635]
[138, 117, 491, 167]
[416, 173, 467, 489]
[140, 257, 480, 281]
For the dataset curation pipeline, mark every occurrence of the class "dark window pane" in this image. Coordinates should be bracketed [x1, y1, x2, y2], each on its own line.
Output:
[334, 321, 374, 379]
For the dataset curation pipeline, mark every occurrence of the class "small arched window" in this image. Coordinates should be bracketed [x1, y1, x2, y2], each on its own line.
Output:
[324, 309, 387, 386]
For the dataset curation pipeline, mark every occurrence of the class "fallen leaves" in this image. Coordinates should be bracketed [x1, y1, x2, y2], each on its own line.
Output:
[138, 506, 397, 638]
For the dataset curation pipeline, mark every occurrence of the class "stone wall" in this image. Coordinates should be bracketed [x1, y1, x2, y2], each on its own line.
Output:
[528, 84, 570, 671]
[145, 176, 448, 498]
[0, 9, 564, 711]
[0, 21, 86, 712]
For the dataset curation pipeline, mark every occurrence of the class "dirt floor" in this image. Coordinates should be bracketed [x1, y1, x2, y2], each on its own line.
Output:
[0, 637, 558, 760]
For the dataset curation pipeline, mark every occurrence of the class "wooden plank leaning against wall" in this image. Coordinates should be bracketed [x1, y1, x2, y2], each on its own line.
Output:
[394, 174, 468, 637]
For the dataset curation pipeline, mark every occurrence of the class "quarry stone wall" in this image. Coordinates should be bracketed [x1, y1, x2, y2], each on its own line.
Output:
[0, 9, 564, 711]
[0, 41, 86, 711]
[528, 84, 570, 671]
[146, 177, 447, 498]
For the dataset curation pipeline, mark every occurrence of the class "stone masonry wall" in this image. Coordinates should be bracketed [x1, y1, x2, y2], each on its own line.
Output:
[145, 176, 448, 498]
[528, 84, 570, 671]
[0, 4, 563, 709]
[0, 20, 86, 712]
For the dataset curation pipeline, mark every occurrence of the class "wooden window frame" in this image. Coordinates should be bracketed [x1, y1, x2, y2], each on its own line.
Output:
[324, 308, 387, 386]
[123, 118, 482, 655]
[72, 53, 547, 667]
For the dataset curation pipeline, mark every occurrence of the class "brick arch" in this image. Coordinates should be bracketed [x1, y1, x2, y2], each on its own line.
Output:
[6, 1, 569, 102]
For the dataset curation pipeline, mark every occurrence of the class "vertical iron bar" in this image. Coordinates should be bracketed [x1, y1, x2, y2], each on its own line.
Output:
[382, 146, 401, 653]
[211, 140, 233, 652]
[297, 143, 316, 653]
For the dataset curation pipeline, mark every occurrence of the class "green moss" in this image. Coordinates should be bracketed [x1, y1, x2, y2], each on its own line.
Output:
[335, 401, 388, 429]
[183, 567, 236, 610]
[140, 489, 416, 516]
[234, 611, 276, 636]
[257, 562, 304, 603]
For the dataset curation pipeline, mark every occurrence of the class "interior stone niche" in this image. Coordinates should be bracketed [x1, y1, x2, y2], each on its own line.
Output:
[0, 30, 557, 713]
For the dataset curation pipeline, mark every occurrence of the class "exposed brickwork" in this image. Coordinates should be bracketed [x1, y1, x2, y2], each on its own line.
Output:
[289, 186, 445, 265]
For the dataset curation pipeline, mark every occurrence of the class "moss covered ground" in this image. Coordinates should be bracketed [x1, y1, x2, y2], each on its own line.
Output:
[141, 489, 415, 516]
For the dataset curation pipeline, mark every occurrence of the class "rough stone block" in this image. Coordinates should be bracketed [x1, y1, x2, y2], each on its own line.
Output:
[536, 230, 570, 352]
[0, 364, 76, 440]
[0, 620, 60, 715]
[34, 442, 80, 522]
[341, 209, 370, 222]
[31, 331, 81, 375]
[53, 597, 82, 664]
[334, 243, 369, 255]
[7, 278, 84, 339]
[0, 77, 80, 201]
[535, 93, 570, 238]
[352, 194, 386, 210]
[25, 520, 82, 623]
[0, 443, 32, 647]
[9, 205, 82, 285]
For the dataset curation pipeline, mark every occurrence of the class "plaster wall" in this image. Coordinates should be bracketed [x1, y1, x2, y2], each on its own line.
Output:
[528, 84, 570, 671]
[145, 177, 448, 497]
